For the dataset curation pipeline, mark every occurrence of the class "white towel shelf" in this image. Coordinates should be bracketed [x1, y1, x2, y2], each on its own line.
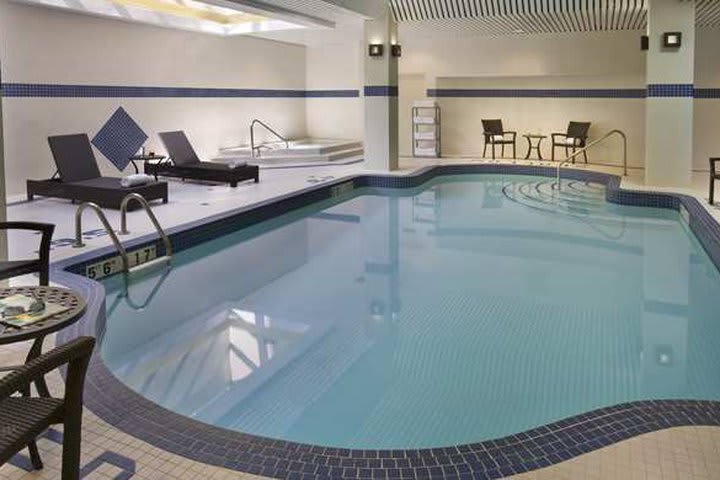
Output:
[412, 102, 441, 158]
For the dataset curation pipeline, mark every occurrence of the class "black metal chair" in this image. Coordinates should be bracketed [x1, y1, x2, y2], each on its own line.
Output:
[551, 122, 591, 163]
[482, 119, 516, 160]
[0, 337, 95, 480]
[710, 158, 720, 205]
[0, 222, 54, 285]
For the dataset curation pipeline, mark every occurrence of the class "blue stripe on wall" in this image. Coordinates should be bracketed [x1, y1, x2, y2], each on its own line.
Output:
[427, 88, 647, 98]
[0, 83, 716, 100]
[0, 83, 360, 99]
[305, 89, 360, 98]
[646, 84, 695, 98]
[691, 88, 720, 99]
[364, 85, 399, 97]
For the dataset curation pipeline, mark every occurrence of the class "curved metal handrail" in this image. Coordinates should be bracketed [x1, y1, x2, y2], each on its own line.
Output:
[556, 129, 628, 191]
[250, 119, 289, 159]
[119, 193, 173, 259]
[73, 202, 130, 271]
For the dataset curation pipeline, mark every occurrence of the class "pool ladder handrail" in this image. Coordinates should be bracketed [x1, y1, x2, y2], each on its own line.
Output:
[73, 202, 130, 271]
[119, 193, 173, 274]
[73, 193, 172, 275]
[555, 129, 628, 192]
[250, 119, 289, 159]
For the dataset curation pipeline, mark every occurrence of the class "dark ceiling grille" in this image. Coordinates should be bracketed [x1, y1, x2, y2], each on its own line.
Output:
[390, 0, 720, 34]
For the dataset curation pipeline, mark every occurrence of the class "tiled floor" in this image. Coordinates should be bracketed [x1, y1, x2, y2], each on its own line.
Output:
[2, 157, 720, 479]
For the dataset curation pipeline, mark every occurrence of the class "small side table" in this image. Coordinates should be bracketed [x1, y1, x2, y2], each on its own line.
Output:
[128, 154, 168, 174]
[523, 134, 547, 160]
[0, 286, 87, 397]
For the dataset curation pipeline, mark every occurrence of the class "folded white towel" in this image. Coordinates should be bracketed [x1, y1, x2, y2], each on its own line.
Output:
[121, 174, 154, 187]
[228, 160, 248, 169]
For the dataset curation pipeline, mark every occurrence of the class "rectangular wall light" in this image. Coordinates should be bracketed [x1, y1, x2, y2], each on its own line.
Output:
[369, 44, 384, 57]
[663, 32, 682, 48]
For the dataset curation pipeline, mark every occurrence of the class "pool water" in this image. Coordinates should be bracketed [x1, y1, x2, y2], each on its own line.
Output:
[100, 174, 720, 449]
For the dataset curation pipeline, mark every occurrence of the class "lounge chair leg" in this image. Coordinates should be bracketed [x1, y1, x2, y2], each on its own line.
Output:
[711, 179, 715, 205]
[513, 143, 516, 159]
[27, 193, 34, 201]
[254, 176, 259, 183]
[492, 143, 496, 160]
[482, 143, 487, 158]
[583, 149, 588, 164]
[501, 144, 505, 159]
[230, 181, 238, 188]
[28, 441, 43, 470]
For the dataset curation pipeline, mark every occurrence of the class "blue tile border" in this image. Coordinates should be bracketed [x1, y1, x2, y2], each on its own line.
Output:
[365, 85, 399, 97]
[694, 88, 720, 99]
[427, 88, 647, 99]
[51, 164, 720, 480]
[428, 86, 720, 99]
[0, 83, 360, 99]
[646, 84, 695, 98]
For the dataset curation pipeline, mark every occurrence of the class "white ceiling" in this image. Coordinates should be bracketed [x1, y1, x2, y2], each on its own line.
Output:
[10, 0, 720, 43]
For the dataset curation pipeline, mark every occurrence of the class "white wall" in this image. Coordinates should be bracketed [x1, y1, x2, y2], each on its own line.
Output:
[395, 29, 720, 171]
[694, 28, 720, 172]
[0, 1, 307, 197]
[305, 42, 363, 140]
[398, 31, 647, 167]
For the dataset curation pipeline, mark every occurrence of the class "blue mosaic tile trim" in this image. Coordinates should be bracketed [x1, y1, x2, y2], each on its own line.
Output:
[0, 83, 359, 99]
[52, 164, 720, 480]
[305, 90, 360, 98]
[365, 85, 399, 97]
[427, 88, 647, 99]
[694, 88, 720, 99]
[646, 84, 695, 98]
[92, 107, 147, 171]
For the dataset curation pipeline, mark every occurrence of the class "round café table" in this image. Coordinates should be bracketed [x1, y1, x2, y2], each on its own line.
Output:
[523, 134, 547, 160]
[0, 286, 87, 397]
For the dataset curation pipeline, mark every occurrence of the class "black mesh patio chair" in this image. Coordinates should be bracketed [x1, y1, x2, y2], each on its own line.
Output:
[551, 122, 591, 163]
[482, 119, 516, 160]
[0, 222, 54, 285]
[0, 337, 95, 479]
[710, 158, 720, 205]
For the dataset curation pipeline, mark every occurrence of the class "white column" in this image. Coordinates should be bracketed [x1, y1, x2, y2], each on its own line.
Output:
[0, 84, 7, 263]
[644, 0, 695, 187]
[363, 7, 399, 171]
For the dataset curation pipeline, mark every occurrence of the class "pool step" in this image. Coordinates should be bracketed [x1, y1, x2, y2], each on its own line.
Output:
[503, 179, 616, 219]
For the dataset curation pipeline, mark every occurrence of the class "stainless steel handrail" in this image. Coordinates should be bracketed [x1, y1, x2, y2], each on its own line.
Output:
[73, 202, 130, 272]
[119, 193, 173, 260]
[250, 119, 289, 159]
[556, 129, 628, 191]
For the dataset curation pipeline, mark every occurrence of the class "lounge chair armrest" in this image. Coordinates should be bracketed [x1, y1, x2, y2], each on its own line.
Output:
[711, 158, 720, 176]
[0, 337, 95, 400]
[0, 222, 54, 235]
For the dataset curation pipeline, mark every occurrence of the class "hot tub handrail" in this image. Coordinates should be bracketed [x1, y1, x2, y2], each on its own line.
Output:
[556, 129, 627, 191]
[250, 119, 289, 159]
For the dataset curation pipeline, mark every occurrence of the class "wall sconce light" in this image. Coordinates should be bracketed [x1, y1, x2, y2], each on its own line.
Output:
[368, 44, 384, 57]
[641, 35, 649, 51]
[663, 32, 682, 48]
[391, 44, 402, 57]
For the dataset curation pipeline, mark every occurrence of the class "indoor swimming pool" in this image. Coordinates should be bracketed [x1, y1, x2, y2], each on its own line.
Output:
[97, 174, 720, 450]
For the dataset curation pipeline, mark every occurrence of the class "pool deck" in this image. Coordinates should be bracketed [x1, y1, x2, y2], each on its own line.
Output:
[2, 156, 720, 480]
